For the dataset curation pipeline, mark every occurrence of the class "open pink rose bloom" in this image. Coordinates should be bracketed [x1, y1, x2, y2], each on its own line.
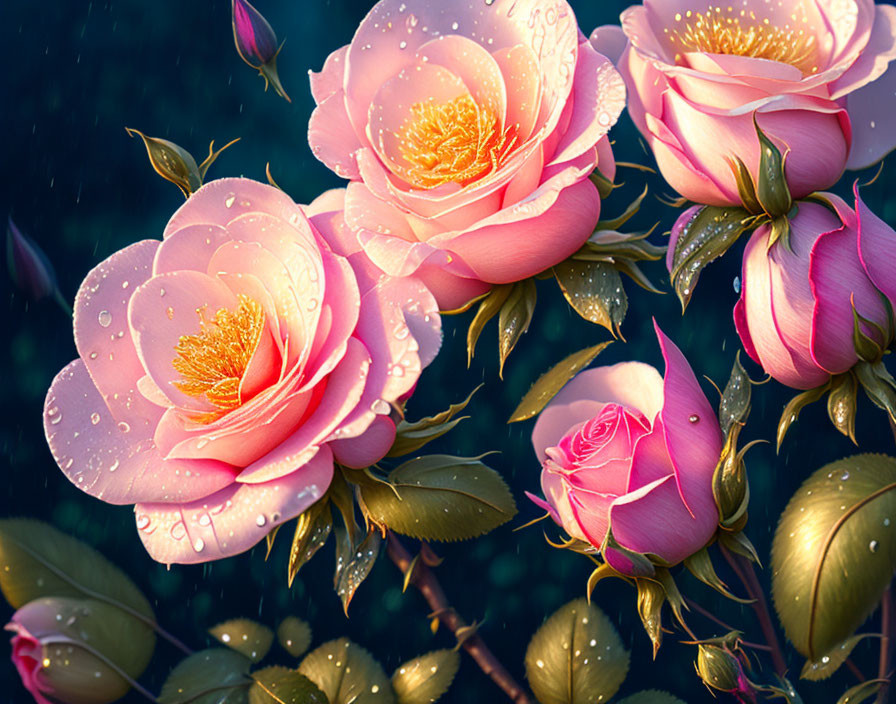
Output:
[530, 323, 722, 576]
[734, 186, 896, 389]
[42, 178, 441, 564]
[308, 0, 627, 309]
[594, 0, 896, 205]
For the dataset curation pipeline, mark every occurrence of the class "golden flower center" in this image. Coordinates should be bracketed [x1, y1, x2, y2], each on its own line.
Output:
[395, 94, 517, 189]
[172, 294, 266, 418]
[666, 8, 819, 74]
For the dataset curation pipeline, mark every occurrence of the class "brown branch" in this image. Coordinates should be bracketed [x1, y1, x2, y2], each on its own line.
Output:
[877, 583, 893, 704]
[386, 532, 532, 704]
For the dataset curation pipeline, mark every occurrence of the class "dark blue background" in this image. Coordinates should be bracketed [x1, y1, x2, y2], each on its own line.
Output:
[3, 1, 896, 702]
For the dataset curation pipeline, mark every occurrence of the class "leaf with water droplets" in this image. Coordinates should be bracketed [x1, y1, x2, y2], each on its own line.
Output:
[287, 502, 332, 588]
[669, 205, 757, 310]
[466, 284, 512, 365]
[771, 454, 896, 659]
[248, 667, 328, 704]
[617, 692, 687, 704]
[125, 128, 202, 198]
[800, 633, 878, 681]
[836, 679, 889, 704]
[158, 648, 252, 704]
[391, 649, 459, 704]
[357, 455, 516, 542]
[298, 638, 395, 704]
[509, 342, 614, 423]
[277, 617, 312, 658]
[0, 519, 154, 622]
[209, 619, 273, 663]
[498, 279, 537, 377]
[554, 260, 627, 337]
[387, 386, 480, 458]
[827, 373, 859, 442]
[333, 527, 382, 615]
[718, 351, 752, 440]
[525, 598, 629, 704]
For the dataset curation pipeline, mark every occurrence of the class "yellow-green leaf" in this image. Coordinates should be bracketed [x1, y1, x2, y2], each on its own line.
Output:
[298, 638, 395, 704]
[554, 259, 627, 336]
[836, 680, 889, 704]
[357, 455, 516, 542]
[617, 692, 687, 704]
[509, 342, 613, 423]
[391, 649, 460, 704]
[387, 387, 480, 458]
[158, 648, 251, 704]
[287, 503, 332, 587]
[333, 527, 382, 615]
[125, 128, 201, 197]
[498, 279, 537, 377]
[467, 285, 512, 365]
[277, 617, 312, 659]
[524, 598, 629, 704]
[800, 634, 879, 681]
[249, 667, 328, 704]
[209, 619, 273, 663]
[771, 454, 896, 659]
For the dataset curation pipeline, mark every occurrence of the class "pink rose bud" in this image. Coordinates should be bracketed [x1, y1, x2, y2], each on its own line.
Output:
[6, 598, 147, 704]
[696, 644, 758, 702]
[6, 217, 57, 303]
[231, 0, 289, 102]
[43, 180, 441, 565]
[307, 0, 626, 310]
[591, 0, 896, 206]
[734, 186, 896, 389]
[530, 322, 722, 576]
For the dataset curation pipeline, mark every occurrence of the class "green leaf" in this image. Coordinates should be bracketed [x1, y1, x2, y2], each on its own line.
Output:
[684, 548, 750, 603]
[209, 619, 274, 663]
[498, 279, 537, 377]
[836, 680, 889, 704]
[125, 128, 202, 197]
[387, 386, 479, 458]
[718, 531, 761, 565]
[467, 285, 512, 365]
[334, 527, 382, 615]
[18, 597, 155, 702]
[718, 352, 752, 440]
[299, 638, 395, 704]
[554, 259, 627, 337]
[287, 503, 332, 588]
[524, 598, 630, 704]
[727, 155, 762, 214]
[0, 519, 155, 622]
[771, 454, 896, 659]
[828, 373, 859, 443]
[801, 634, 878, 681]
[617, 692, 687, 704]
[391, 649, 460, 704]
[358, 455, 516, 541]
[754, 118, 792, 217]
[158, 648, 252, 704]
[277, 617, 312, 659]
[856, 361, 896, 423]
[636, 578, 666, 657]
[508, 342, 614, 423]
[249, 667, 329, 704]
[595, 185, 648, 232]
[669, 205, 756, 310]
[777, 383, 830, 451]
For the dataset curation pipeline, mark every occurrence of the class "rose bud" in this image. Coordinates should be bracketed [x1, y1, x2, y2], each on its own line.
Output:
[591, 0, 896, 206]
[7, 217, 58, 303]
[530, 322, 722, 576]
[735, 186, 896, 390]
[6, 597, 153, 704]
[231, 0, 289, 102]
[696, 644, 757, 702]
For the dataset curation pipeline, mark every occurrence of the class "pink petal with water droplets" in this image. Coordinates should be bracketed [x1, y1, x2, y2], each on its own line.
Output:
[153, 224, 231, 275]
[45, 360, 236, 505]
[308, 91, 363, 180]
[135, 445, 333, 564]
[309, 44, 348, 104]
[330, 415, 397, 469]
[493, 43, 542, 143]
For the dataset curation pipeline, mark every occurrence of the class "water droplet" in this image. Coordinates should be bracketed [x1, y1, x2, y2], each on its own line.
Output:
[170, 521, 187, 540]
[224, 195, 236, 208]
[689, 414, 700, 423]
[108, 459, 119, 472]
[841, 471, 850, 481]
[90, 412, 101, 425]
[98, 310, 112, 327]
[117, 422, 130, 433]
[47, 407, 63, 425]
[371, 399, 391, 415]
[193, 538, 205, 552]
[451, 21, 459, 30]
[121, 281, 129, 289]
[399, 40, 408, 49]
[870, 540, 880, 553]
[256, 514, 267, 527]
[733, 276, 741, 293]
[166, 306, 175, 320]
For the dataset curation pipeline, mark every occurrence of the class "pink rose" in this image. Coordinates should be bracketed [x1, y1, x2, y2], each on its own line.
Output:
[6, 598, 146, 704]
[308, 0, 626, 310]
[43, 179, 441, 564]
[734, 187, 896, 389]
[530, 323, 722, 575]
[592, 0, 896, 206]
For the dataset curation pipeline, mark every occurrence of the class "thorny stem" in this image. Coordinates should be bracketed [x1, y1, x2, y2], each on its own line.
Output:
[386, 532, 532, 704]
[876, 583, 893, 704]
[720, 544, 788, 677]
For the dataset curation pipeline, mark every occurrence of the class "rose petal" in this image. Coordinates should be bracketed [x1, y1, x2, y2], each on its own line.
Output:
[310, 44, 348, 103]
[856, 184, 896, 304]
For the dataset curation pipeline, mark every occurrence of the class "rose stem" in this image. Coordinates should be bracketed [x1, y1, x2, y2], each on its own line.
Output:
[876, 582, 893, 704]
[682, 596, 771, 650]
[386, 532, 532, 704]
[720, 544, 787, 676]
[846, 658, 867, 683]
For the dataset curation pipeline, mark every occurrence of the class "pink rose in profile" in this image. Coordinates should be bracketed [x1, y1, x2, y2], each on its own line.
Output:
[734, 187, 896, 389]
[308, 0, 626, 310]
[592, 0, 896, 206]
[530, 322, 722, 575]
[43, 178, 441, 564]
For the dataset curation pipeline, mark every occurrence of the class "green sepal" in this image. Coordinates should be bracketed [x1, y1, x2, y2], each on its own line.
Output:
[590, 169, 617, 200]
[387, 386, 480, 458]
[835, 679, 889, 704]
[754, 117, 793, 217]
[852, 302, 886, 363]
[654, 568, 688, 631]
[498, 279, 537, 378]
[727, 155, 762, 214]
[466, 284, 512, 366]
[777, 382, 831, 451]
[718, 531, 761, 566]
[827, 372, 859, 443]
[635, 578, 666, 658]
[855, 361, 896, 423]
[684, 547, 752, 603]
[602, 528, 656, 577]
